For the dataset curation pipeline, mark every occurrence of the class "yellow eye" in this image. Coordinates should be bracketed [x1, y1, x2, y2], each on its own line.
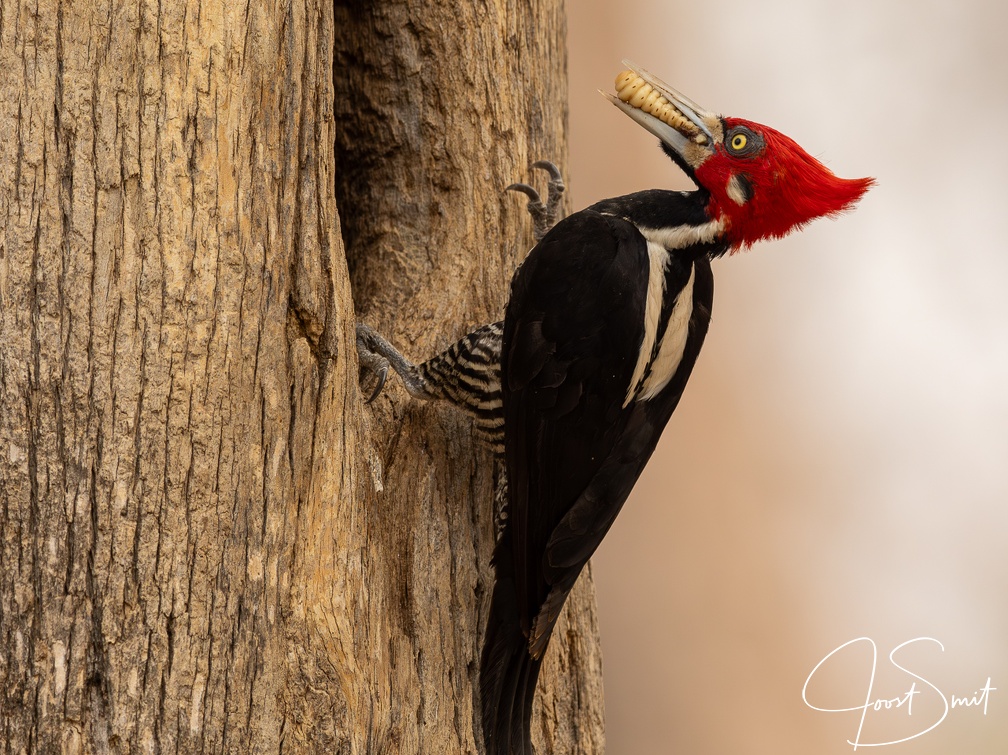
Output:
[731, 133, 748, 151]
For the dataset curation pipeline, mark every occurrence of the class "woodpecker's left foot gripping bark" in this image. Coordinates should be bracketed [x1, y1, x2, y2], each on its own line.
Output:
[356, 321, 506, 451]
[506, 160, 565, 242]
[356, 326, 389, 403]
[355, 323, 431, 404]
[354, 160, 567, 416]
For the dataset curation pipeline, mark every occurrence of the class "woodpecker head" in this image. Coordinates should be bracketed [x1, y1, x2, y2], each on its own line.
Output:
[605, 62, 874, 250]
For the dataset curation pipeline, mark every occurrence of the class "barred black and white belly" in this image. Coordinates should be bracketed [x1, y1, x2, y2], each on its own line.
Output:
[416, 321, 505, 452]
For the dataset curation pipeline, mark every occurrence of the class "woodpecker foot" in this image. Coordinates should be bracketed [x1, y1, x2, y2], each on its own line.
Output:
[506, 160, 566, 242]
[356, 322, 435, 403]
[356, 323, 392, 403]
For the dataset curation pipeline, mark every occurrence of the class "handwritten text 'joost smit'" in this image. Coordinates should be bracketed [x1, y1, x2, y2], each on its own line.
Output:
[802, 637, 995, 750]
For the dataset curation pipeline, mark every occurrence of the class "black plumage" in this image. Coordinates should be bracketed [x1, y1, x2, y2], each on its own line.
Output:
[481, 194, 720, 755]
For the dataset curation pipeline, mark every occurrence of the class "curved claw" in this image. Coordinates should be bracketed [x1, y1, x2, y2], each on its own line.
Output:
[531, 160, 564, 184]
[507, 160, 566, 242]
[505, 182, 542, 203]
[356, 322, 392, 403]
[366, 364, 388, 404]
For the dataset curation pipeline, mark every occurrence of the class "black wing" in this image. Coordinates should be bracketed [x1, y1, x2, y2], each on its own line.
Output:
[482, 206, 714, 753]
[502, 207, 713, 654]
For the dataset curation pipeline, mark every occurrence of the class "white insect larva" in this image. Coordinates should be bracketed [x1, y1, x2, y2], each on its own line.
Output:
[617, 77, 644, 103]
[628, 83, 653, 108]
[641, 89, 661, 114]
[613, 69, 703, 136]
[615, 70, 637, 92]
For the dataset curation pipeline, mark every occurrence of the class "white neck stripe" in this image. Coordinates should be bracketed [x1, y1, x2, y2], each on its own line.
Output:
[637, 217, 726, 250]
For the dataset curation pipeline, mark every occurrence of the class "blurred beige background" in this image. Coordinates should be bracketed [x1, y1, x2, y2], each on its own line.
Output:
[567, 1, 1008, 753]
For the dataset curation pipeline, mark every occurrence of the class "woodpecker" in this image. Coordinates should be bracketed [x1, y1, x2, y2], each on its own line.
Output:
[357, 62, 872, 755]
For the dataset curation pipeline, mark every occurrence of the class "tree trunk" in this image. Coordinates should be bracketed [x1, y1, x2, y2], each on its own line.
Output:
[0, 0, 603, 752]
[0, 0, 596, 749]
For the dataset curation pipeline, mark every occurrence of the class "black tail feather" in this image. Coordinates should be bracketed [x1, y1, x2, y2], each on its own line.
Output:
[479, 574, 544, 755]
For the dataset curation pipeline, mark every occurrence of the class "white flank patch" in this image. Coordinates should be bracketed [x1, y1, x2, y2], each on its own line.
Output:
[638, 265, 695, 401]
[624, 241, 669, 408]
[638, 217, 726, 250]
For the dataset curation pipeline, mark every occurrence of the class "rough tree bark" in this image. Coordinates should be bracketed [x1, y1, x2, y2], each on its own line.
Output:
[0, 0, 603, 752]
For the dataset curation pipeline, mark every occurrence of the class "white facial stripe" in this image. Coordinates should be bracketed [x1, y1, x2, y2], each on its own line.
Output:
[623, 241, 668, 408]
[638, 217, 726, 250]
[726, 175, 748, 206]
[638, 264, 695, 402]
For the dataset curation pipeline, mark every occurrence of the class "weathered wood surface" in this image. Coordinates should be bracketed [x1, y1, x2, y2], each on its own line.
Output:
[0, 0, 603, 751]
